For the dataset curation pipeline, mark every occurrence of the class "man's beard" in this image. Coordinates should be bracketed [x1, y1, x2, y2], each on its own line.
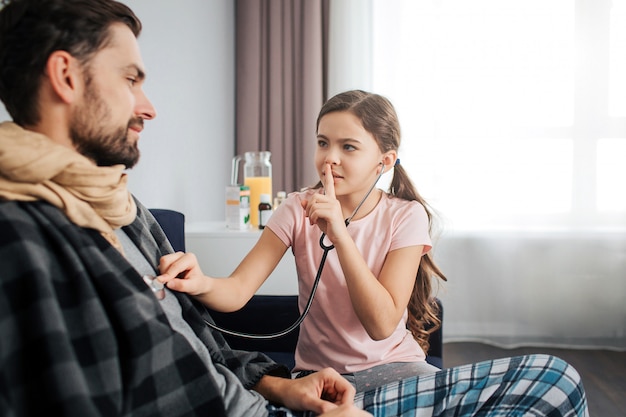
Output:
[70, 83, 141, 169]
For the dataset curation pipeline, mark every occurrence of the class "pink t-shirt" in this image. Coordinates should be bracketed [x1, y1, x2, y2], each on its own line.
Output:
[266, 189, 432, 373]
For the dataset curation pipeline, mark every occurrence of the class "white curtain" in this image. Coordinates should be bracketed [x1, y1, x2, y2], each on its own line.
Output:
[329, 0, 626, 349]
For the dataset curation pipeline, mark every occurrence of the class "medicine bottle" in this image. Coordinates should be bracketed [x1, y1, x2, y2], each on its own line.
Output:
[273, 191, 286, 209]
[258, 193, 273, 229]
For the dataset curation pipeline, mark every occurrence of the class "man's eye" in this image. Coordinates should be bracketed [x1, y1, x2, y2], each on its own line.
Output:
[127, 77, 137, 86]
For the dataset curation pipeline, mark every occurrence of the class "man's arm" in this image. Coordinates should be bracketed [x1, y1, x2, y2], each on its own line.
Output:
[252, 368, 358, 415]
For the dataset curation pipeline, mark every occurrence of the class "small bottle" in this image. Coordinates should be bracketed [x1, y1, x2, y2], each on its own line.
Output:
[258, 193, 272, 229]
[273, 191, 286, 209]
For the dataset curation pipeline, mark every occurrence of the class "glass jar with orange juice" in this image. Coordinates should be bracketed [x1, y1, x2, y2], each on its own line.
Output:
[243, 151, 272, 228]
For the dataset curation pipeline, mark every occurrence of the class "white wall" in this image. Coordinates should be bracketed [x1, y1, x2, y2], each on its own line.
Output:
[126, 0, 234, 224]
[0, 1, 235, 225]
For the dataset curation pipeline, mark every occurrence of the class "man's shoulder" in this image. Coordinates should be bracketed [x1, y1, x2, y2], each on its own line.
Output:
[0, 199, 66, 228]
[0, 201, 61, 293]
[0, 200, 77, 257]
[0, 199, 46, 234]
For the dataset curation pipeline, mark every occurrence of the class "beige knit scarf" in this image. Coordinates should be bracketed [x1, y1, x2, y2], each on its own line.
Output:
[0, 121, 136, 253]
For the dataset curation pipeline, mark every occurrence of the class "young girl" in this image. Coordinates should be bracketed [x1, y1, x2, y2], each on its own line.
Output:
[158, 90, 447, 390]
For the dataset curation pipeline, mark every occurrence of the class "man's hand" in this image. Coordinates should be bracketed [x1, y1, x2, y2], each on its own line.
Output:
[319, 403, 373, 416]
[253, 368, 358, 415]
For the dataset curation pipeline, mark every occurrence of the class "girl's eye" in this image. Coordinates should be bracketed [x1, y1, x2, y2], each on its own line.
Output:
[343, 144, 356, 151]
[317, 140, 328, 148]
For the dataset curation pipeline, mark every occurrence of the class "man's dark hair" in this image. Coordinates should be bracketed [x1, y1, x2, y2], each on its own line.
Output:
[0, 0, 142, 126]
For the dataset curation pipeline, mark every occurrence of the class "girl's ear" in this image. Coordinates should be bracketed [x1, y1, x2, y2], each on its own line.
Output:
[382, 151, 398, 172]
[46, 50, 82, 104]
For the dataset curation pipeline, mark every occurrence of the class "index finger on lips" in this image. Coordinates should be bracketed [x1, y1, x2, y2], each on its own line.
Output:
[323, 163, 336, 199]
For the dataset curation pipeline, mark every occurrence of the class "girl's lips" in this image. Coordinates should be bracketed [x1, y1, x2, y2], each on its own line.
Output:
[322, 172, 343, 180]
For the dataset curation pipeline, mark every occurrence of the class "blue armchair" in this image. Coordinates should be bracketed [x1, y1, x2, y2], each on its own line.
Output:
[210, 296, 444, 370]
[149, 208, 186, 252]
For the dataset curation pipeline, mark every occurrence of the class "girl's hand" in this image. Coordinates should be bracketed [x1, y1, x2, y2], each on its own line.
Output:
[156, 252, 214, 296]
[302, 164, 348, 244]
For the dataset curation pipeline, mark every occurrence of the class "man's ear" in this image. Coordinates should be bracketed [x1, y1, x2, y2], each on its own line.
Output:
[46, 50, 82, 104]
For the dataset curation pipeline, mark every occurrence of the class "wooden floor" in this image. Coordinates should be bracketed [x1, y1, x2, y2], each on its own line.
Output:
[443, 341, 626, 416]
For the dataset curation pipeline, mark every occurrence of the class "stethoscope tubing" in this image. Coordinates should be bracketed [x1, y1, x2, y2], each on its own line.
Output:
[203, 247, 330, 339]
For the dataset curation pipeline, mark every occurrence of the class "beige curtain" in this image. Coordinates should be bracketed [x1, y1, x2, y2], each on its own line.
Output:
[235, 0, 329, 194]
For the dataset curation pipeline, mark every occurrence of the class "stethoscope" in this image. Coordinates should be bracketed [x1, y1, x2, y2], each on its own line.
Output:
[143, 162, 387, 339]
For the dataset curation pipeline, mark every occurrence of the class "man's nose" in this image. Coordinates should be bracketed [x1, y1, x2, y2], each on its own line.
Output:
[136, 90, 156, 120]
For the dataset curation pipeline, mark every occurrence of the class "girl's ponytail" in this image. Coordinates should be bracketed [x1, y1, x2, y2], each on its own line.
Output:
[389, 163, 447, 353]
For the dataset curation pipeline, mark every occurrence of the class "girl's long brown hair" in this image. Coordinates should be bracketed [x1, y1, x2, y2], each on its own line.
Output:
[316, 90, 447, 353]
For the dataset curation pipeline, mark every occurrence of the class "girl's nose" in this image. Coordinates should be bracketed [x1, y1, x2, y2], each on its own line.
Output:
[324, 149, 340, 165]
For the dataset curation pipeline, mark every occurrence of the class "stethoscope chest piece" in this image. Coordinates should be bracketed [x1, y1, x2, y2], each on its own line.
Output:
[143, 274, 166, 300]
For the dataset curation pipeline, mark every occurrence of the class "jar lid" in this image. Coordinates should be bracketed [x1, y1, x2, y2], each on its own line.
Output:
[260, 194, 271, 203]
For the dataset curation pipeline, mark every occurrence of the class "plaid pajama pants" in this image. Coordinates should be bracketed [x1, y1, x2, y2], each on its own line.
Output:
[268, 354, 589, 417]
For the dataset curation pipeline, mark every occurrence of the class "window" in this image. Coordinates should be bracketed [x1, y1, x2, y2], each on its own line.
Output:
[366, 0, 626, 230]
[597, 138, 626, 211]
[610, 0, 626, 117]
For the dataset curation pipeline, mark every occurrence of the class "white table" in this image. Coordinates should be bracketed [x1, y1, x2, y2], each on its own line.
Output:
[185, 222, 298, 295]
